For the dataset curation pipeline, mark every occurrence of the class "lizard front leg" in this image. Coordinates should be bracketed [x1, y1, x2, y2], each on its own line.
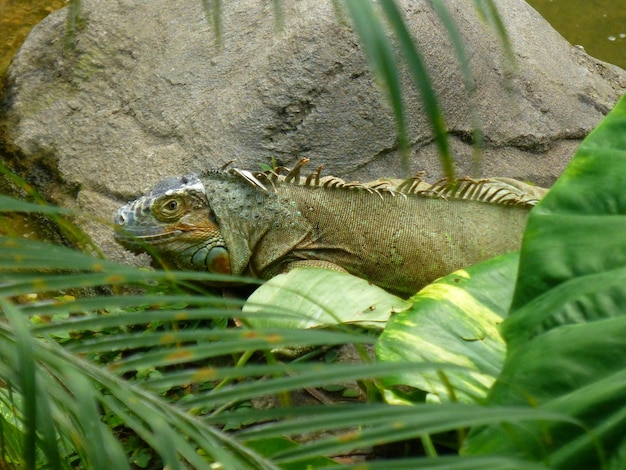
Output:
[282, 260, 349, 273]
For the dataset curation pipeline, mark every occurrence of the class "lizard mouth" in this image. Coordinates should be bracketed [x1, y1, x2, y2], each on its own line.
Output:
[115, 228, 230, 274]
[113, 202, 195, 251]
[113, 226, 184, 251]
[114, 211, 230, 274]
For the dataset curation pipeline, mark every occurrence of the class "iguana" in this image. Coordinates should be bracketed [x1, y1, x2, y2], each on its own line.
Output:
[113, 158, 547, 298]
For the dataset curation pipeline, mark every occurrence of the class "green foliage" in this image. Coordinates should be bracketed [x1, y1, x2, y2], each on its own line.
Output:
[3, 0, 625, 468]
[377, 252, 519, 403]
[0, 203, 568, 468]
[3, 230, 505, 467]
[463, 94, 626, 468]
[0, 234, 373, 468]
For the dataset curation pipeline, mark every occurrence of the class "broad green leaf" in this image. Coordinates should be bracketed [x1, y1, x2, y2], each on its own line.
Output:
[511, 97, 626, 314]
[376, 252, 518, 403]
[465, 94, 626, 467]
[243, 268, 411, 329]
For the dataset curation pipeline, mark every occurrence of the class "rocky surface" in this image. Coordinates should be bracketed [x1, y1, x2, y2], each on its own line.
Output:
[1, 0, 625, 261]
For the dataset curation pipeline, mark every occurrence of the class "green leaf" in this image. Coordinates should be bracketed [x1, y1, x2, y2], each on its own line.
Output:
[67, 369, 129, 469]
[465, 95, 626, 468]
[243, 268, 411, 330]
[472, 0, 516, 67]
[428, 0, 484, 173]
[343, 0, 410, 172]
[180, 362, 423, 409]
[343, 0, 456, 178]
[377, 252, 518, 403]
[0, 236, 256, 296]
[1, 299, 44, 469]
[379, 0, 454, 179]
[0, 195, 72, 215]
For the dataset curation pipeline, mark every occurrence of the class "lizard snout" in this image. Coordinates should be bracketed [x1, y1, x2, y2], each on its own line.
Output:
[114, 208, 127, 226]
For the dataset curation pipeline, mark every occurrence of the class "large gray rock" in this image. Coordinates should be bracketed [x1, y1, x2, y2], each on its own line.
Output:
[2, 0, 625, 261]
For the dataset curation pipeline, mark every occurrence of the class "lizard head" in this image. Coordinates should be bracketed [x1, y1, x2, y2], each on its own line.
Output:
[113, 174, 231, 274]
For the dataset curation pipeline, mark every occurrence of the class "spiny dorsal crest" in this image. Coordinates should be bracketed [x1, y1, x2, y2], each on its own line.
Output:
[225, 158, 542, 207]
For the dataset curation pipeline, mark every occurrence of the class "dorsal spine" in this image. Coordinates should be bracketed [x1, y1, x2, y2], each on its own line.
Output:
[226, 157, 541, 207]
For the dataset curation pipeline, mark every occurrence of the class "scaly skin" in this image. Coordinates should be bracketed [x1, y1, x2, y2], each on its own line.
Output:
[114, 159, 547, 298]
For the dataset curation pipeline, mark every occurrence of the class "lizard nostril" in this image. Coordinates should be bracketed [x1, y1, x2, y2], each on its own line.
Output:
[114, 210, 127, 225]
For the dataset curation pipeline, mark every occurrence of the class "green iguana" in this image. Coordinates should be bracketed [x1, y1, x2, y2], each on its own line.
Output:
[113, 158, 546, 298]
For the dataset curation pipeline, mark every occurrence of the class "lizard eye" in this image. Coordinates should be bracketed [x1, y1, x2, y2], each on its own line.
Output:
[156, 196, 185, 220]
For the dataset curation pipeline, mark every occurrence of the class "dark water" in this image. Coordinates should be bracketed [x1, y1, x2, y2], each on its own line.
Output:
[0, 0, 66, 76]
[526, 0, 626, 69]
